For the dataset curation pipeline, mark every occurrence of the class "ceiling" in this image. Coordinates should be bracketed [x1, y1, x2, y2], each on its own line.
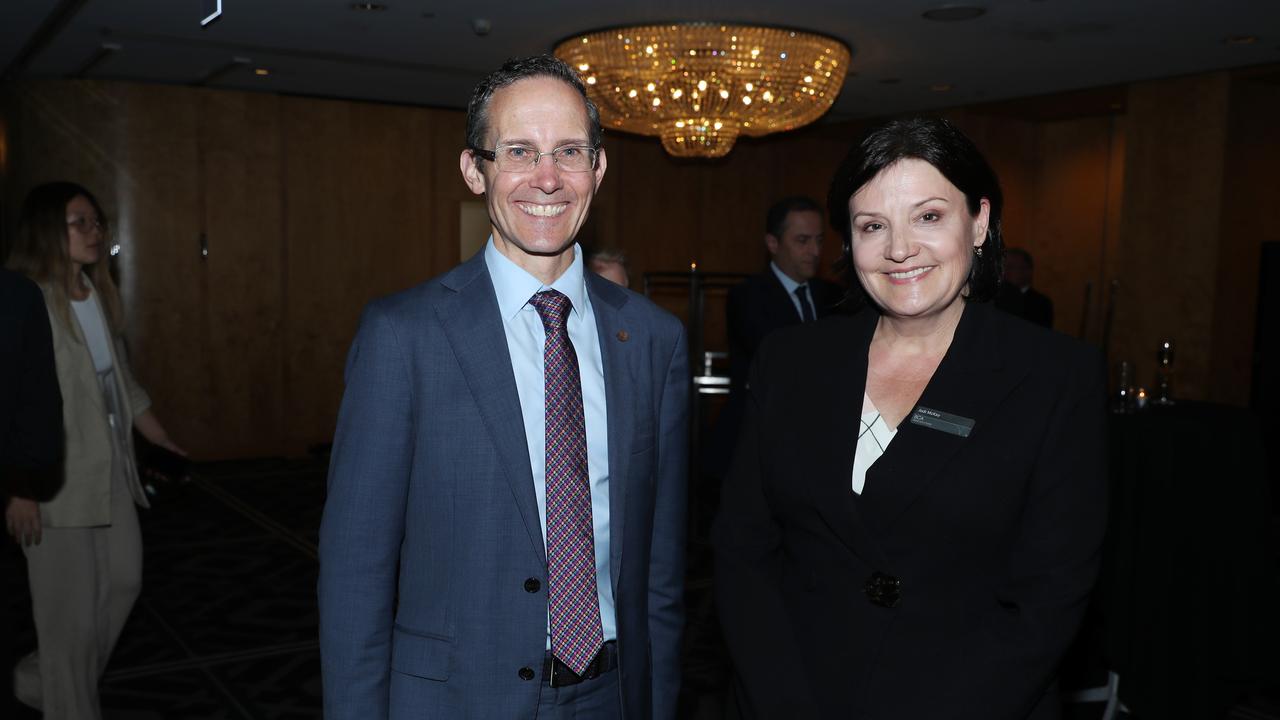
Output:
[2, 0, 1277, 123]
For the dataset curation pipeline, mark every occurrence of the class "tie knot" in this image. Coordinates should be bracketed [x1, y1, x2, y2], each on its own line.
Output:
[530, 289, 572, 329]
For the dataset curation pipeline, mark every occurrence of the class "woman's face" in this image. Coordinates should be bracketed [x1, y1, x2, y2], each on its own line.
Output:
[848, 158, 989, 321]
[65, 195, 104, 266]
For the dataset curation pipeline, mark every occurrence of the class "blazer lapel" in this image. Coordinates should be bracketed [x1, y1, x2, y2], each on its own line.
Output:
[585, 274, 632, 593]
[764, 270, 802, 324]
[808, 309, 894, 569]
[435, 253, 546, 563]
[859, 301, 1028, 538]
[41, 282, 107, 417]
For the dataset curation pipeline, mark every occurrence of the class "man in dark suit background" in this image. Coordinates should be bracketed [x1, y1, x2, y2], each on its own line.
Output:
[1, 267, 64, 717]
[318, 56, 688, 720]
[726, 196, 843, 396]
[995, 247, 1054, 328]
[703, 197, 842, 483]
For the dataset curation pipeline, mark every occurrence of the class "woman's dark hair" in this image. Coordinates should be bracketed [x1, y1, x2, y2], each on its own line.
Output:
[827, 117, 1004, 304]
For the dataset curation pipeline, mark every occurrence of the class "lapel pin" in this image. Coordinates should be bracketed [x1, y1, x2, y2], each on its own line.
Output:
[616, 330, 630, 342]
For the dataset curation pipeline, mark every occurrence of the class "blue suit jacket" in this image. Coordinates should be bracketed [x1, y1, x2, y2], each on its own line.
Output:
[319, 250, 689, 719]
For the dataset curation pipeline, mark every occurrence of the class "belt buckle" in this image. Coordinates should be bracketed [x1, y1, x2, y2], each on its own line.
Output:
[548, 658, 583, 688]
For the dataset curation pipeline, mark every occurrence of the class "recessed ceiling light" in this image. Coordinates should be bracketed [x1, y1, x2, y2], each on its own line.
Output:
[922, 6, 986, 22]
[350, 3, 387, 10]
[930, 83, 953, 92]
[254, 68, 270, 76]
[1224, 35, 1257, 46]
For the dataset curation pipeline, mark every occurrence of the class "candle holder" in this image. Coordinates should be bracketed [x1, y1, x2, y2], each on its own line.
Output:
[1113, 360, 1136, 414]
[1153, 338, 1175, 406]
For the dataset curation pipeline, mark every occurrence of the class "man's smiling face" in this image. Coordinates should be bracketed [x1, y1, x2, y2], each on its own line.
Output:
[461, 75, 606, 275]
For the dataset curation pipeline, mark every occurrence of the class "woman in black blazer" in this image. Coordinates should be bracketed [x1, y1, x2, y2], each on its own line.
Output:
[713, 118, 1106, 720]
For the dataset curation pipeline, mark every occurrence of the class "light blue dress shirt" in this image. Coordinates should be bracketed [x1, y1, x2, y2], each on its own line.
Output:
[484, 239, 616, 648]
[770, 261, 812, 321]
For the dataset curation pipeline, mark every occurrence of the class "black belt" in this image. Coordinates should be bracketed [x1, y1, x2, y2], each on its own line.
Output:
[543, 641, 619, 687]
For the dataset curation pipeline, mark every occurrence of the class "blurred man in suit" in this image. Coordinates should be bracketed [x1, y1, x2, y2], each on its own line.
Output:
[995, 247, 1054, 328]
[726, 196, 842, 396]
[319, 55, 688, 720]
[703, 198, 842, 483]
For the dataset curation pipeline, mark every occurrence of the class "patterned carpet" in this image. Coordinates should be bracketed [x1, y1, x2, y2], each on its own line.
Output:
[2, 459, 1276, 719]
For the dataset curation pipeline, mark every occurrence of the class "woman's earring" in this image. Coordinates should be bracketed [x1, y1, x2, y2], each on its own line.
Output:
[974, 245, 984, 257]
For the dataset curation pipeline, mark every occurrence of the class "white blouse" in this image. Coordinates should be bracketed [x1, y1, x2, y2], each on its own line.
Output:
[70, 289, 114, 374]
[852, 392, 896, 494]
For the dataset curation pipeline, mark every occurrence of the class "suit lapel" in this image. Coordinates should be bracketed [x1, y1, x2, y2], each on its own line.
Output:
[435, 253, 546, 563]
[41, 282, 107, 416]
[859, 301, 1027, 537]
[807, 310, 894, 568]
[764, 270, 802, 324]
[586, 274, 632, 593]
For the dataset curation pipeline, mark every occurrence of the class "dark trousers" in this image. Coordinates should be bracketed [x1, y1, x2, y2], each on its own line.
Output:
[535, 664, 622, 719]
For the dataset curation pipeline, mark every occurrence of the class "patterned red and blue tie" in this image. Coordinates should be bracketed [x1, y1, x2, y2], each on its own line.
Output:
[529, 289, 603, 676]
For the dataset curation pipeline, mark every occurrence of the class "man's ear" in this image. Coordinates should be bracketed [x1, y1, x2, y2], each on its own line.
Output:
[765, 233, 780, 256]
[460, 150, 487, 196]
[592, 147, 607, 192]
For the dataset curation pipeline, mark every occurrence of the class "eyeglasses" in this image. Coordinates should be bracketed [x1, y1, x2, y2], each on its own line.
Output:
[469, 143, 600, 173]
[66, 216, 105, 234]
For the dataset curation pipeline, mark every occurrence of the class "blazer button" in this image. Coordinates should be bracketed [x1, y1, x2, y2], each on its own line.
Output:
[864, 571, 902, 608]
[518, 667, 535, 681]
[524, 577, 541, 593]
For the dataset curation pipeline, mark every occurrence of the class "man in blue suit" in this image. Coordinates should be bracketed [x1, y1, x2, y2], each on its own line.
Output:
[318, 55, 689, 719]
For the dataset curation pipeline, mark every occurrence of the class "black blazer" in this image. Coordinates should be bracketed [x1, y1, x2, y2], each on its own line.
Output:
[0, 268, 63, 499]
[726, 270, 843, 395]
[712, 301, 1106, 720]
[995, 284, 1054, 329]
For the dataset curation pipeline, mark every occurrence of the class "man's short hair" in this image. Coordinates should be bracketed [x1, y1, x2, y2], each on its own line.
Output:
[765, 196, 823, 239]
[465, 55, 603, 151]
[587, 248, 628, 268]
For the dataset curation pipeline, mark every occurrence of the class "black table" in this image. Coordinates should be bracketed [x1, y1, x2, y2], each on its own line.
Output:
[1098, 402, 1279, 718]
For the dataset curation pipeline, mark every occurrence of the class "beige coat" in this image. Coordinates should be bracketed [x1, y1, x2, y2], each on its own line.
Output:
[40, 278, 151, 527]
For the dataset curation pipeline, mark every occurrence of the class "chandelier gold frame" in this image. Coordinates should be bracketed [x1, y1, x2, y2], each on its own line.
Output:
[555, 23, 851, 158]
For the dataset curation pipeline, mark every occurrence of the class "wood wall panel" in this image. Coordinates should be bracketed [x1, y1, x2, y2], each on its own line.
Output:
[1210, 72, 1280, 406]
[429, 108, 467, 268]
[114, 84, 211, 455]
[4, 65, 1270, 459]
[280, 96, 445, 452]
[1028, 116, 1118, 341]
[197, 89, 285, 457]
[1113, 73, 1230, 401]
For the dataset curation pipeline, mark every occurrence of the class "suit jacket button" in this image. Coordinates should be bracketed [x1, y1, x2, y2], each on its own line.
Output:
[864, 571, 902, 608]
[518, 667, 535, 681]
[524, 577, 541, 593]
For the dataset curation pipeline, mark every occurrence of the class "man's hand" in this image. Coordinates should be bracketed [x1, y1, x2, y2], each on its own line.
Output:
[5, 497, 42, 546]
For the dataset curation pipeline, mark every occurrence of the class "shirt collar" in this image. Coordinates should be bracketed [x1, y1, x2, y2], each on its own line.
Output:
[485, 237, 587, 321]
[770, 261, 805, 295]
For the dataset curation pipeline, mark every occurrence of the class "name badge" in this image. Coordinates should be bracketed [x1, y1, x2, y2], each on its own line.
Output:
[909, 406, 975, 438]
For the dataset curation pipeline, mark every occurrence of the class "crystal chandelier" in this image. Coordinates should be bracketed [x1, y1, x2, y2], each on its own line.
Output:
[554, 23, 851, 158]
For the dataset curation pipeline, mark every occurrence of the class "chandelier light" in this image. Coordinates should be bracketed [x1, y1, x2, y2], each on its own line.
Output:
[554, 23, 851, 158]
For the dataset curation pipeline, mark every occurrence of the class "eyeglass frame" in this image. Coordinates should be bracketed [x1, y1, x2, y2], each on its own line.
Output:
[66, 216, 106, 234]
[468, 142, 602, 173]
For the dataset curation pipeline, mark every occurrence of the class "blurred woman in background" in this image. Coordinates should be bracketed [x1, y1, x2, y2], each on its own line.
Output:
[5, 181, 185, 719]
